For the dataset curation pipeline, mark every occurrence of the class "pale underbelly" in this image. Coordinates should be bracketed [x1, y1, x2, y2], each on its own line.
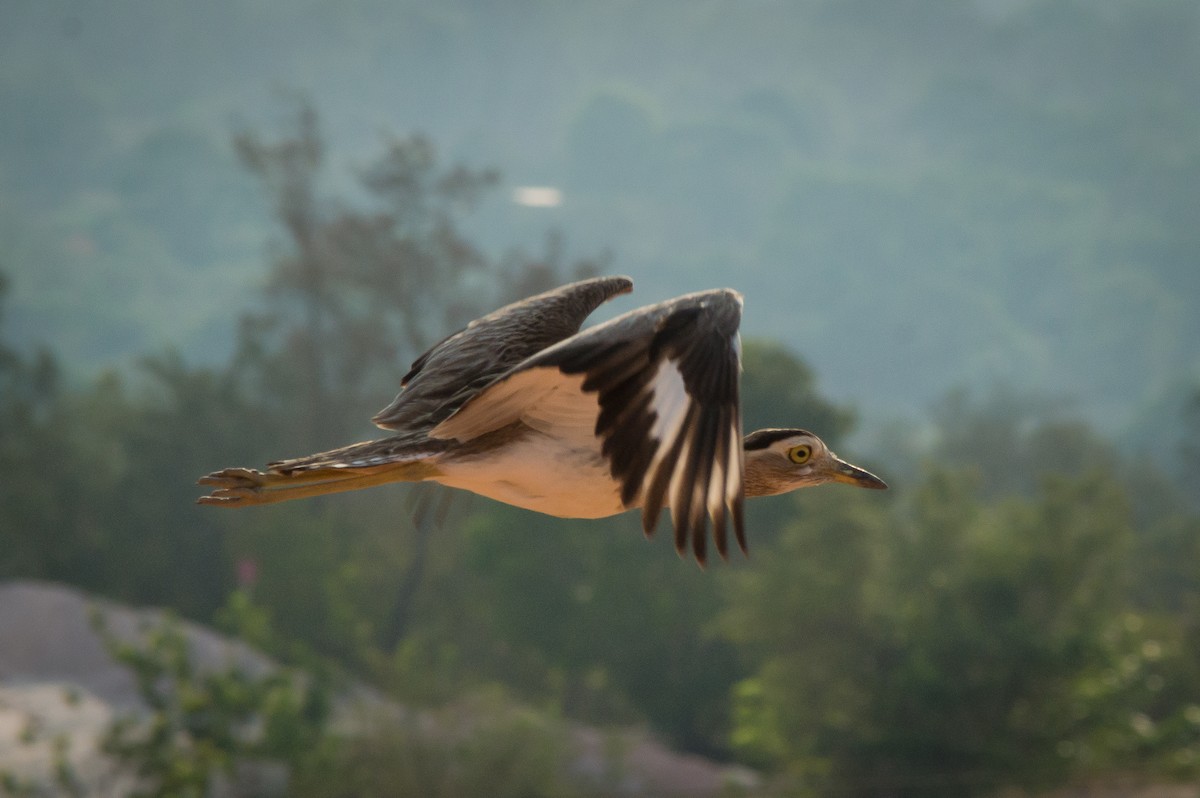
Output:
[431, 434, 628, 519]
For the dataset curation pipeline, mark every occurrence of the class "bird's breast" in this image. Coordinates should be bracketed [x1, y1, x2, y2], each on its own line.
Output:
[432, 430, 627, 519]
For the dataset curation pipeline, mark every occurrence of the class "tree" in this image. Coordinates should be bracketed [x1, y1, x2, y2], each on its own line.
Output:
[740, 339, 855, 443]
[719, 388, 1200, 795]
[0, 270, 71, 580]
[722, 467, 1140, 796]
[231, 105, 496, 449]
[1183, 388, 1200, 490]
[220, 103, 606, 665]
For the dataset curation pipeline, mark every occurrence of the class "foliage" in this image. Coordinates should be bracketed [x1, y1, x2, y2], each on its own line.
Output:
[230, 106, 497, 448]
[90, 608, 595, 798]
[0, 714, 85, 798]
[720, 404, 1200, 796]
[1183, 389, 1200, 490]
[0, 347, 263, 616]
[740, 339, 855, 445]
[93, 611, 330, 798]
[291, 689, 590, 798]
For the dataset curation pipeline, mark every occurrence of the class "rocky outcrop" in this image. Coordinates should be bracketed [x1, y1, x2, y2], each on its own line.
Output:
[0, 581, 755, 796]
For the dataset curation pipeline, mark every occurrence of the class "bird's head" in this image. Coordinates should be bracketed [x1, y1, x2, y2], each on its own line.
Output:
[742, 428, 888, 497]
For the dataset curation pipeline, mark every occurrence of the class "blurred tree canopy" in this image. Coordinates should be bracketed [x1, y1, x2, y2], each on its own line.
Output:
[2, 104, 1199, 795]
[5, 0, 1198, 448]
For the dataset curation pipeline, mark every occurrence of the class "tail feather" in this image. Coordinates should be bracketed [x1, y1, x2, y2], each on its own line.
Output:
[198, 432, 447, 507]
[198, 452, 441, 508]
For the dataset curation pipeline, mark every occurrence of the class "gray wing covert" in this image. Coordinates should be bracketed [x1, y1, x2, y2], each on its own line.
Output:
[370, 275, 633, 433]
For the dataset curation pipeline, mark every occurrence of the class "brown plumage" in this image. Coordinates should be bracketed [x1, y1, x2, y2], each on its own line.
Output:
[198, 276, 886, 565]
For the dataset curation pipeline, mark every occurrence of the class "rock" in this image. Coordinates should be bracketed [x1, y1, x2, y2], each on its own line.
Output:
[0, 681, 135, 795]
[0, 580, 758, 796]
[0, 580, 273, 711]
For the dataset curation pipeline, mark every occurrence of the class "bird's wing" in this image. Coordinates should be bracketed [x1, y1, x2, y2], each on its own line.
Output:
[370, 275, 634, 433]
[432, 289, 746, 565]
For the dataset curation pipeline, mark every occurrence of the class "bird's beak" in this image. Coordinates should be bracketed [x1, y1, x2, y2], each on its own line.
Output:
[828, 457, 889, 490]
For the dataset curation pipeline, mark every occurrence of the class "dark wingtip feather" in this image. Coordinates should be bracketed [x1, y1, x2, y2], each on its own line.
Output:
[733, 495, 747, 556]
[712, 504, 729, 561]
[691, 516, 708, 567]
[673, 507, 688, 556]
[642, 505, 661, 540]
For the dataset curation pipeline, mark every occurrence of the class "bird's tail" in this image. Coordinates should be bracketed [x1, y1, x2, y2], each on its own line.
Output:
[197, 438, 442, 507]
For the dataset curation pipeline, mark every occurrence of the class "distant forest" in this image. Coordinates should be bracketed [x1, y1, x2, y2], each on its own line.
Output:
[3, 0, 1198, 462]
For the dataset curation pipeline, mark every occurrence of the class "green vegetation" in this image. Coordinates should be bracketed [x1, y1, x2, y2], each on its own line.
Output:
[291, 690, 590, 798]
[94, 611, 328, 798]
[90, 609, 590, 797]
[3, 99, 1200, 794]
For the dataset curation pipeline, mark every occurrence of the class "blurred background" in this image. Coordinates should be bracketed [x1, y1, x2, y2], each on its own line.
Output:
[2, 1, 1199, 795]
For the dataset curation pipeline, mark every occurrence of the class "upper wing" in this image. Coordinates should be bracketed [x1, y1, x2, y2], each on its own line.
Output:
[370, 275, 633, 433]
[432, 289, 746, 565]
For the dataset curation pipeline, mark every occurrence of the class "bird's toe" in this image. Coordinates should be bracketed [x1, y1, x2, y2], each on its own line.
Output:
[195, 485, 263, 505]
[197, 467, 268, 488]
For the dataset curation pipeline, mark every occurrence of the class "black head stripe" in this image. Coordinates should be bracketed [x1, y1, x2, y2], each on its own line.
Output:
[743, 428, 813, 451]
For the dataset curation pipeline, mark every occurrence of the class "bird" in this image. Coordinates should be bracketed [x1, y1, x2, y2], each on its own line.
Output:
[197, 275, 886, 565]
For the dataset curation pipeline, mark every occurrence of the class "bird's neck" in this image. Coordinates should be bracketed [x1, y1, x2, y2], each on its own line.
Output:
[741, 451, 788, 499]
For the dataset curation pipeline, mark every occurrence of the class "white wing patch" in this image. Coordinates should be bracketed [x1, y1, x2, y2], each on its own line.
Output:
[637, 359, 693, 510]
[648, 359, 688, 442]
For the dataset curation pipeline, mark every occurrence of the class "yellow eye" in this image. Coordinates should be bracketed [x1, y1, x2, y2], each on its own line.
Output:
[787, 444, 812, 465]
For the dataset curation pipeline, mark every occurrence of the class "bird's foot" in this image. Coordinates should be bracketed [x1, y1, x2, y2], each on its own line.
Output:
[196, 468, 268, 505]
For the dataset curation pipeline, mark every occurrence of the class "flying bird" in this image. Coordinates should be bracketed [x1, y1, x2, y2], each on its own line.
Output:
[198, 276, 886, 564]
